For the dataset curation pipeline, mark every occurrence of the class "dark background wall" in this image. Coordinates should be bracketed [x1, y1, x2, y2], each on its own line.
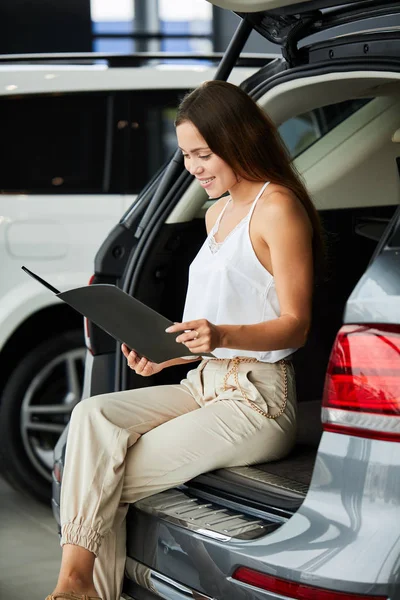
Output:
[0, 0, 92, 54]
[0, 0, 276, 56]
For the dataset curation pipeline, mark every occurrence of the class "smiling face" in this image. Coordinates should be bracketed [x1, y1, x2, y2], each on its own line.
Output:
[176, 120, 239, 198]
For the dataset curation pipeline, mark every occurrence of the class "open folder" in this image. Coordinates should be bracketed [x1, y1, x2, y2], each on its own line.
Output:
[22, 266, 212, 363]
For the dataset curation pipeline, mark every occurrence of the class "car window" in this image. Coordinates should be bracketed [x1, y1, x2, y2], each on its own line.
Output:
[0, 89, 189, 196]
[0, 93, 109, 193]
[122, 89, 188, 194]
[279, 98, 371, 158]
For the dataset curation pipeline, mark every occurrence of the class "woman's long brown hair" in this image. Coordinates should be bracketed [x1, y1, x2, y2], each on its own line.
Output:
[175, 80, 325, 276]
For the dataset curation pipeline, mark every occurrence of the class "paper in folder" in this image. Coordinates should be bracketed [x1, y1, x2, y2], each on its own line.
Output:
[21, 266, 212, 363]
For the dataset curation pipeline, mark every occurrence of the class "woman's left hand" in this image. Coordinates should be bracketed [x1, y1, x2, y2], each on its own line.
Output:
[166, 319, 222, 353]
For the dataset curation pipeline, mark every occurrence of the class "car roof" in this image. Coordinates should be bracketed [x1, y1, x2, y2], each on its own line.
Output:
[0, 52, 275, 96]
[0, 51, 275, 68]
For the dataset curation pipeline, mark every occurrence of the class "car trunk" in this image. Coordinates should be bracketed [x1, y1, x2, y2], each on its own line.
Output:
[125, 196, 395, 514]
[187, 400, 321, 512]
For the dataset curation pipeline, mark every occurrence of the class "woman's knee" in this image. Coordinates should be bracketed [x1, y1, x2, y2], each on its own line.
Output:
[70, 393, 110, 423]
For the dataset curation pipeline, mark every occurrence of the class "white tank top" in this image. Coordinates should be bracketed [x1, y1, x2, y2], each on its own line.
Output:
[182, 181, 298, 363]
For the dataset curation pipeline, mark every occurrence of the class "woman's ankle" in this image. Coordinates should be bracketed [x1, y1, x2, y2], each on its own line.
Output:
[53, 571, 98, 596]
[55, 543, 98, 595]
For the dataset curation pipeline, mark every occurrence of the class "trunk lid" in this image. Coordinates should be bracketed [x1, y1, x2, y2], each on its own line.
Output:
[208, 0, 356, 11]
[207, 1, 400, 66]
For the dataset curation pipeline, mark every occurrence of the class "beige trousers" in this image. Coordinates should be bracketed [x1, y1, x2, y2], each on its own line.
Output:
[60, 358, 297, 600]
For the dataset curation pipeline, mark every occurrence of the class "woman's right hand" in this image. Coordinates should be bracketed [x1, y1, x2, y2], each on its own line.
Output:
[121, 344, 164, 377]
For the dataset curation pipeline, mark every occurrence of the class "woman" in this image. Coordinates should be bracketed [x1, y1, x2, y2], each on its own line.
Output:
[46, 80, 323, 600]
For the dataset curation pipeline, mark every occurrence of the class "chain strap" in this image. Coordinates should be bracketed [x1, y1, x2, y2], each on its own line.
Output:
[218, 356, 288, 420]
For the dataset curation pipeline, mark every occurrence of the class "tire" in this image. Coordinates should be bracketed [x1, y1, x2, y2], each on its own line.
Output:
[0, 330, 86, 504]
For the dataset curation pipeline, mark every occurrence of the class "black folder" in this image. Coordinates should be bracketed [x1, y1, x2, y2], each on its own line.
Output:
[21, 266, 211, 363]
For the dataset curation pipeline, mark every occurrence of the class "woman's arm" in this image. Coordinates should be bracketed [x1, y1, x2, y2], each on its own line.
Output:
[167, 191, 314, 353]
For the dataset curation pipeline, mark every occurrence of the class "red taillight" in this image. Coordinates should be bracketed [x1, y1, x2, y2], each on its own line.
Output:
[233, 567, 387, 600]
[53, 460, 63, 484]
[322, 324, 400, 441]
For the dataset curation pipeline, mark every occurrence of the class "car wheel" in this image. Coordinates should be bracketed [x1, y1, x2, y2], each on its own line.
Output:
[0, 330, 86, 504]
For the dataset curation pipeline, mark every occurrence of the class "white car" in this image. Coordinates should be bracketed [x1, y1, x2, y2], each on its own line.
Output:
[0, 52, 266, 502]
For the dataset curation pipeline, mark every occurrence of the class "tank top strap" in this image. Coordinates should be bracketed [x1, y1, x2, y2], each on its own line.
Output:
[211, 196, 231, 234]
[247, 181, 270, 220]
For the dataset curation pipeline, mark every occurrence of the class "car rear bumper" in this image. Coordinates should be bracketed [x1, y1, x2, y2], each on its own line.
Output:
[123, 557, 213, 600]
[124, 432, 399, 600]
[52, 432, 400, 600]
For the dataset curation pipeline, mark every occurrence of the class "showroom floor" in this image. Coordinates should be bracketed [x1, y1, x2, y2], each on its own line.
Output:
[0, 477, 126, 600]
[0, 476, 61, 600]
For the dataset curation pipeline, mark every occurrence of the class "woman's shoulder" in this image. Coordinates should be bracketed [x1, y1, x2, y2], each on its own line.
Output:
[255, 183, 313, 237]
[258, 184, 311, 223]
[205, 195, 230, 234]
[261, 183, 297, 207]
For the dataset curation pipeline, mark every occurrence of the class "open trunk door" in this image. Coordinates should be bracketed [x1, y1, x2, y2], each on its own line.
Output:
[207, 0, 400, 66]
